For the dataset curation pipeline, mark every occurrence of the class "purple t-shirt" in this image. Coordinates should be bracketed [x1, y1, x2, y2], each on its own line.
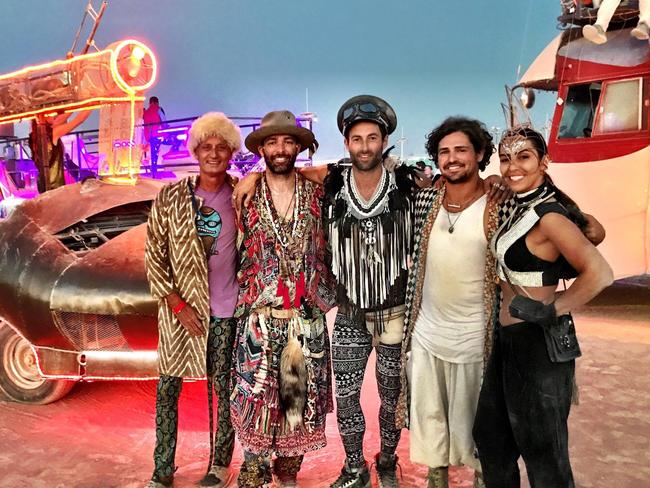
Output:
[195, 184, 238, 318]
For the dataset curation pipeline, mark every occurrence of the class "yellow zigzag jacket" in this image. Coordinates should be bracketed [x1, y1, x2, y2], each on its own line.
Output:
[145, 175, 217, 378]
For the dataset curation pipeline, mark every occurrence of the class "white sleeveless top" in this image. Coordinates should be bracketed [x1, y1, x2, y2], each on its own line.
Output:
[412, 194, 487, 363]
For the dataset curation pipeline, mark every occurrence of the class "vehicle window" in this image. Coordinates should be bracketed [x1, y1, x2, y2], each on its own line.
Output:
[593, 78, 644, 135]
[558, 83, 602, 139]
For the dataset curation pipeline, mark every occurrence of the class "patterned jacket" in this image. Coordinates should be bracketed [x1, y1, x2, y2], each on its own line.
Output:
[145, 175, 234, 377]
[395, 184, 500, 429]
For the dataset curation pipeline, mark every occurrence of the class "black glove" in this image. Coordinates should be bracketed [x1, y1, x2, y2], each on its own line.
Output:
[509, 295, 557, 328]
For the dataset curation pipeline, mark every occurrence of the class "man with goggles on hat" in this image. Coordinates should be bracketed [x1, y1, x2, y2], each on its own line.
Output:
[233, 95, 412, 487]
[322, 95, 413, 488]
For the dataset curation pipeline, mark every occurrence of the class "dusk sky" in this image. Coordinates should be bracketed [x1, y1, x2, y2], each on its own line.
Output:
[2, 0, 561, 160]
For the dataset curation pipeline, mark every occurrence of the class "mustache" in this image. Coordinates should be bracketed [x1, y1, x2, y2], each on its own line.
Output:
[270, 153, 292, 160]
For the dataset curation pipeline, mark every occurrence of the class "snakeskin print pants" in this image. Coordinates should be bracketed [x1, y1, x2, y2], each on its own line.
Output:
[152, 317, 236, 481]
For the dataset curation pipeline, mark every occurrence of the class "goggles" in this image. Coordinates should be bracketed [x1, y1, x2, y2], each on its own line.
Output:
[341, 102, 390, 133]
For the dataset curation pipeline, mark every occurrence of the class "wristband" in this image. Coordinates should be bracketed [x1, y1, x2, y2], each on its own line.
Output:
[172, 301, 187, 315]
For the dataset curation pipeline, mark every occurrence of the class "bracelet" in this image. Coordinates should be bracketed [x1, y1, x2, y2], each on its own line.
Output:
[172, 301, 187, 315]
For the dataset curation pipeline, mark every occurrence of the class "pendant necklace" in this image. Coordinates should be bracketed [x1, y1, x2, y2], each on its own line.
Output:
[446, 208, 463, 234]
[444, 184, 484, 234]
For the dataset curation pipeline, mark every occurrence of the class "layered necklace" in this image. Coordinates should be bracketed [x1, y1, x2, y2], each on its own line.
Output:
[443, 183, 485, 234]
[343, 166, 393, 220]
[261, 174, 301, 249]
[259, 174, 312, 308]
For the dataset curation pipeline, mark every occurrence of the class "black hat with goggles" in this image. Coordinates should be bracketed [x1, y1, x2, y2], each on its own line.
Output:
[337, 95, 397, 137]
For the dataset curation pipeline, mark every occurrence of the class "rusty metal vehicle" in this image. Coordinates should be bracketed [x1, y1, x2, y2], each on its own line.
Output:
[0, 178, 164, 403]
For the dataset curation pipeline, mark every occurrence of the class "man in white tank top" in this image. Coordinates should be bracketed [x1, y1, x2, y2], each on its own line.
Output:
[398, 117, 502, 488]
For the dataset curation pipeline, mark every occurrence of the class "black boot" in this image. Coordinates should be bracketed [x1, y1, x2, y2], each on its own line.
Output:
[375, 453, 401, 488]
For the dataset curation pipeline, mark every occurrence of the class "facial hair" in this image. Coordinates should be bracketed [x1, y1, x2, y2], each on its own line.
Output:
[443, 169, 472, 184]
[265, 150, 298, 175]
[349, 149, 383, 172]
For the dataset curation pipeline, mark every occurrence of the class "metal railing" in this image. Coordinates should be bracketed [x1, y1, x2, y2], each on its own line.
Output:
[0, 113, 316, 192]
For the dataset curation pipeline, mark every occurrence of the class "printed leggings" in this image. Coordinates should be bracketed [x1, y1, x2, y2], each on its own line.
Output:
[152, 317, 236, 482]
[331, 312, 403, 469]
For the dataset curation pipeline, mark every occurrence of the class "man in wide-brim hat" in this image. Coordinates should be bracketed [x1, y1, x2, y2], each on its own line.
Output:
[244, 110, 317, 158]
[230, 110, 335, 488]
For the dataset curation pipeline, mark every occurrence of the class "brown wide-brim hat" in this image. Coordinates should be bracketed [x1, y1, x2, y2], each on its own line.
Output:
[244, 110, 317, 156]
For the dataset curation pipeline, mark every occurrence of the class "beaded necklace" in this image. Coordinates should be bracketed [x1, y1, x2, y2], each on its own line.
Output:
[343, 166, 392, 220]
[261, 174, 300, 249]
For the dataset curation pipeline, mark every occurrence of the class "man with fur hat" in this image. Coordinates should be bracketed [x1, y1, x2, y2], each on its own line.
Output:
[230, 110, 335, 488]
[145, 112, 241, 488]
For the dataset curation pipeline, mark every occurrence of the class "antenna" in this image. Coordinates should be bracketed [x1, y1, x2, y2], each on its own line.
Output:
[396, 126, 407, 161]
[300, 88, 318, 123]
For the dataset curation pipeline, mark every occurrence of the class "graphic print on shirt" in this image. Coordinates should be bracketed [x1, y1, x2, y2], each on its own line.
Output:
[196, 206, 222, 257]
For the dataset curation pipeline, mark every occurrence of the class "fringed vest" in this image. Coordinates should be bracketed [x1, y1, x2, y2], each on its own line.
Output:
[323, 163, 415, 328]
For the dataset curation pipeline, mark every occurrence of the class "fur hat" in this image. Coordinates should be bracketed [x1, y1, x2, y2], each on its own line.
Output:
[244, 110, 317, 157]
[187, 112, 242, 159]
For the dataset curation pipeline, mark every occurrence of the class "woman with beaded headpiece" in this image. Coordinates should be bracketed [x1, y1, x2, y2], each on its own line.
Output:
[473, 126, 613, 487]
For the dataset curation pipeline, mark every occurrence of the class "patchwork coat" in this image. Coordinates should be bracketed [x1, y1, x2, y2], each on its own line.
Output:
[145, 174, 235, 378]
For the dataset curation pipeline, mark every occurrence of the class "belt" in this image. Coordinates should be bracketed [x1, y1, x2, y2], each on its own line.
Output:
[253, 306, 299, 319]
[365, 304, 406, 323]
[253, 307, 326, 359]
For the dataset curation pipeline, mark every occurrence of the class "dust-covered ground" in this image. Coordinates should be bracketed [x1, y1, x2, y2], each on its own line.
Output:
[1, 278, 649, 488]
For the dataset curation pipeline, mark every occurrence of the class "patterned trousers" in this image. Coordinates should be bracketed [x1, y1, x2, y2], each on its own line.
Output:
[331, 310, 404, 469]
[152, 317, 236, 482]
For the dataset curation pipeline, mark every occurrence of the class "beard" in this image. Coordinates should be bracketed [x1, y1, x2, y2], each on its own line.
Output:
[265, 151, 298, 175]
[441, 162, 477, 185]
[443, 171, 473, 184]
[349, 150, 383, 172]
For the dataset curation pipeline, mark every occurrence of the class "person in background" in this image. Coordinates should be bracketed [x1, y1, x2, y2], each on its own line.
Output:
[143, 96, 167, 174]
[582, 0, 649, 44]
[29, 110, 91, 192]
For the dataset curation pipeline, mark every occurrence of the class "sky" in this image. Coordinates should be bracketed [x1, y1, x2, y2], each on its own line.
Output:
[1, 0, 562, 161]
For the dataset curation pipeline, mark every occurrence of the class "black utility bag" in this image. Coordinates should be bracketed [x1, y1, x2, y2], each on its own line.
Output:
[542, 312, 581, 363]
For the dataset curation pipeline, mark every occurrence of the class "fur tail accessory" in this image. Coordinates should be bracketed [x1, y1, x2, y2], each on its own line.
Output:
[279, 336, 307, 430]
